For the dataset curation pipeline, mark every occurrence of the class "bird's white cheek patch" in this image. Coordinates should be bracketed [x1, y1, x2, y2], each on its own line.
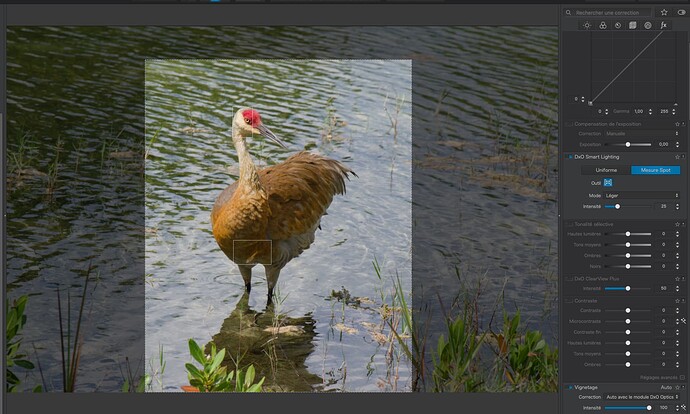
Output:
[232, 239, 273, 266]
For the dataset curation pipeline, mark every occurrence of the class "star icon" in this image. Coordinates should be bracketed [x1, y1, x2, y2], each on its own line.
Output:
[661, 8, 668, 16]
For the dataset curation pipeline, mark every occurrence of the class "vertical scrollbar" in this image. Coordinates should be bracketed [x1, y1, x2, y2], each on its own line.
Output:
[1, 3, 7, 414]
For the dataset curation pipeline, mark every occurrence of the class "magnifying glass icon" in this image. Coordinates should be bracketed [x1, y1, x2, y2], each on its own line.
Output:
[566, 9, 572, 15]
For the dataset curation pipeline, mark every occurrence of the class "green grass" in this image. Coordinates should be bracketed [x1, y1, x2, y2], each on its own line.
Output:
[57, 263, 96, 392]
[373, 258, 419, 391]
[45, 137, 63, 199]
[8, 131, 37, 177]
[377, 260, 558, 393]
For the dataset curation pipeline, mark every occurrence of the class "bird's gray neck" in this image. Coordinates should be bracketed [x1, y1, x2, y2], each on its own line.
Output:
[233, 133, 264, 193]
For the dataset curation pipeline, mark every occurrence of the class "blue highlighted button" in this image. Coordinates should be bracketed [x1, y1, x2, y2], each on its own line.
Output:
[631, 165, 680, 175]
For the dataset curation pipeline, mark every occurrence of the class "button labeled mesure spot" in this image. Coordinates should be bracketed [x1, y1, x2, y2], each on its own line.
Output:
[630, 165, 681, 175]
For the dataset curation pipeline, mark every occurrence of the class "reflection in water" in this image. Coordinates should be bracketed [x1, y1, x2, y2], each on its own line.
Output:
[210, 293, 322, 392]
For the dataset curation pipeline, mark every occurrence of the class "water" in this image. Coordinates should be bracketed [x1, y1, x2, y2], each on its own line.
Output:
[145, 59, 412, 391]
[6, 26, 557, 392]
[411, 27, 559, 347]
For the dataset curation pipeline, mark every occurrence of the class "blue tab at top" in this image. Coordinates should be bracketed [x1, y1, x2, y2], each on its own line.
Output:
[630, 165, 680, 175]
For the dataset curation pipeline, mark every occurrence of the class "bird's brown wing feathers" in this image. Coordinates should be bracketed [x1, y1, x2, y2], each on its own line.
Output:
[211, 181, 238, 227]
[260, 151, 354, 240]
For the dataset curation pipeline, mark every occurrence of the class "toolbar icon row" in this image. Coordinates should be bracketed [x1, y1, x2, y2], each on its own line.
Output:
[580, 20, 671, 30]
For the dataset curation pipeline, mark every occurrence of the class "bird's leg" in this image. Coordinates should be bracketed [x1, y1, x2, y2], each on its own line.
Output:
[239, 266, 252, 293]
[265, 266, 282, 300]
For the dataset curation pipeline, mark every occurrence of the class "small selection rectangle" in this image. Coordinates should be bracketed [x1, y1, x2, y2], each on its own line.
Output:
[232, 239, 273, 265]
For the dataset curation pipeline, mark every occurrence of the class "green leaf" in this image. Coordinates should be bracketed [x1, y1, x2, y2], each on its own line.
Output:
[159, 345, 165, 366]
[214, 381, 231, 392]
[188, 339, 205, 365]
[15, 296, 28, 315]
[244, 365, 256, 387]
[208, 348, 225, 374]
[185, 363, 202, 379]
[190, 378, 208, 392]
[6, 370, 19, 384]
[208, 342, 217, 359]
[7, 311, 17, 332]
[15, 360, 34, 369]
[510, 314, 520, 335]
[534, 339, 546, 351]
[235, 369, 245, 391]
[136, 375, 148, 393]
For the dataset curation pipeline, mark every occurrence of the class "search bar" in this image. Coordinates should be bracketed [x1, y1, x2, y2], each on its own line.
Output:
[563, 8, 652, 17]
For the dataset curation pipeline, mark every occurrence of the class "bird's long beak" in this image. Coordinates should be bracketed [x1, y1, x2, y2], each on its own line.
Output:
[258, 124, 287, 149]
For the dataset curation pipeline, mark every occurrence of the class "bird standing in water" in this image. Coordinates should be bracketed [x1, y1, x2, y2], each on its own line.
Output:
[211, 108, 355, 301]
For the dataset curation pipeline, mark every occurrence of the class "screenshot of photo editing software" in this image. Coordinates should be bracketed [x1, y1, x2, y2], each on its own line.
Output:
[0, 1, 688, 413]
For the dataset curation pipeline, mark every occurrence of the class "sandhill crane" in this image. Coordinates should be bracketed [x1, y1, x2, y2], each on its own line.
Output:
[211, 108, 356, 301]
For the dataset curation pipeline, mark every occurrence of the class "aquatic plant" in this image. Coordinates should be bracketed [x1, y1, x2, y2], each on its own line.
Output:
[6, 295, 40, 392]
[377, 260, 559, 393]
[185, 338, 264, 392]
[431, 311, 486, 392]
[45, 137, 63, 199]
[120, 346, 162, 393]
[490, 311, 558, 392]
[120, 357, 150, 393]
[57, 264, 94, 392]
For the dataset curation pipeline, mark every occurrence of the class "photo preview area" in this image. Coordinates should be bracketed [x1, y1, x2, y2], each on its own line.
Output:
[5, 20, 557, 400]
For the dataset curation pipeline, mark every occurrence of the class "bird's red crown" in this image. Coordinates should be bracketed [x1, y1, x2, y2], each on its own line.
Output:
[241, 109, 262, 126]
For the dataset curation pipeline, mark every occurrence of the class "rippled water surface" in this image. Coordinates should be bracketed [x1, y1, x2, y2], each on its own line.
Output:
[6, 26, 557, 392]
[145, 59, 412, 391]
